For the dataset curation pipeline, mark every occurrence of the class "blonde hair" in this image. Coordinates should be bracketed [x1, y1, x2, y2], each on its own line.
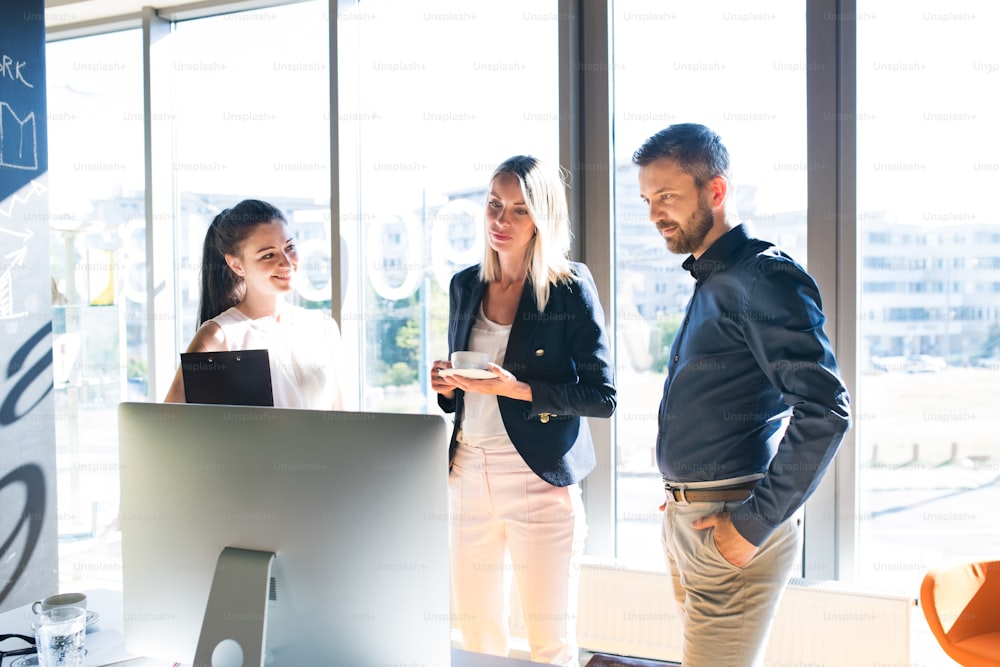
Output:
[479, 156, 574, 312]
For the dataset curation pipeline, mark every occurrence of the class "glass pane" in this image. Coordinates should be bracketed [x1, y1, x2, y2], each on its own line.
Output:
[170, 1, 333, 359]
[857, 0, 1000, 597]
[45, 0, 332, 592]
[46, 29, 144, 590]
[336, 1, 558, 412]
[613, 1, 807, 568]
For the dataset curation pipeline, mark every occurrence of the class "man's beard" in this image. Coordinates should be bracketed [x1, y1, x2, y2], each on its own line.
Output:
[664, 198, 714, 255]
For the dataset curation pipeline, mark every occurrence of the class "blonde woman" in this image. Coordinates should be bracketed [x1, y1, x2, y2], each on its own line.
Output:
[431, 156, 616, 665]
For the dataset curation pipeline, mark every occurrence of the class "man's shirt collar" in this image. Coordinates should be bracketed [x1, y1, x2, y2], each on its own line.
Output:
[681, 224, 750, 283]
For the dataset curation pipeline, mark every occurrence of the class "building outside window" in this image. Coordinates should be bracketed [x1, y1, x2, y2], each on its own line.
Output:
[855, 0, 1000, 592]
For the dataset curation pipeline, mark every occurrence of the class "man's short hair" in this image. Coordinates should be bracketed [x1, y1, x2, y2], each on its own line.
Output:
[632, 123, 731, 188]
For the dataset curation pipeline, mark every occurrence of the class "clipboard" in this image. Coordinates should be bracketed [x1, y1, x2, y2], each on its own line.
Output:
[180, 349, 274, 407]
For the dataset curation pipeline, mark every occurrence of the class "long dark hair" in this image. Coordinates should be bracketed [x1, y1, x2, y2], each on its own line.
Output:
[198, 199, 287, 326]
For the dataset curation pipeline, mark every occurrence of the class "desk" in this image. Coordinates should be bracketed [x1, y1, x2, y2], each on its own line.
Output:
[0, 589, 543, 666]
[0, 589, 136, 667]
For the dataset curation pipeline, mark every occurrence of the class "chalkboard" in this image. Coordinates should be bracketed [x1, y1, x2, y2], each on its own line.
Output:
[0, 0, 47, 200]
[0, 0, 55, 613]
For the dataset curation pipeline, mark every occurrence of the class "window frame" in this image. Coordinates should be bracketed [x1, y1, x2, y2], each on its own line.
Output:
[46, 0, 859, 580]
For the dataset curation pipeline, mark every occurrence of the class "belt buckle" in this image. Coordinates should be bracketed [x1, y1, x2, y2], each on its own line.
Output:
[665, 484, 688, 504]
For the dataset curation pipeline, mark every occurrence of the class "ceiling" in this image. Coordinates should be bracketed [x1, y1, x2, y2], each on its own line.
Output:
[45, 0, 148, 27]
[44, 0, 300, 32]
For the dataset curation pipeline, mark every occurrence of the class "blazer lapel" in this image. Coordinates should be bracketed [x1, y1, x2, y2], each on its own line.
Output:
[506, 281, 542, 364]
[455, 278, 487, 352]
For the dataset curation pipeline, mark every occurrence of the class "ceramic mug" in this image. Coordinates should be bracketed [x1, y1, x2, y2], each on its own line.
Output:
[31, 592, 88, 615]
[450, 351, 489, 370]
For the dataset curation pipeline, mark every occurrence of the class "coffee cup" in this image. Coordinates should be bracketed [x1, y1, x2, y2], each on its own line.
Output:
[31, 592, 88, 615]
[450, 351, 489, 370]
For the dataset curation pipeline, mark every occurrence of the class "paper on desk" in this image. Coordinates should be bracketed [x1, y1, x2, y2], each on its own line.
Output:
[84, 628, 139, 666]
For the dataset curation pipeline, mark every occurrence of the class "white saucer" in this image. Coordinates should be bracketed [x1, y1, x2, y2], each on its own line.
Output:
[12, 649, 90, 667]
[439, 368, 497, 380]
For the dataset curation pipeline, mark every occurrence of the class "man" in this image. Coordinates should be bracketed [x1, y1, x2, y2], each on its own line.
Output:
[633, 123, 851, 667]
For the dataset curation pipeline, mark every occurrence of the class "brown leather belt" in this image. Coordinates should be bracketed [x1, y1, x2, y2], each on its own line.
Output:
[665, 481, 757, 503]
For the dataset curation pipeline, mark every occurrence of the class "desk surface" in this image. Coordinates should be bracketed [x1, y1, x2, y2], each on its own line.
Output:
[0, 589, 543, 666]
[0, 589, 134, 667]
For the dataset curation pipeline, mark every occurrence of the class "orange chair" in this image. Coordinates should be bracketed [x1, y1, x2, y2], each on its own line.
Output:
[920, 560, 1000, 666]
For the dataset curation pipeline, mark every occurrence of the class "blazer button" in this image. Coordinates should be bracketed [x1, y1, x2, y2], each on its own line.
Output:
[540, 413, 550, 424]
[535, 348, 545, 357]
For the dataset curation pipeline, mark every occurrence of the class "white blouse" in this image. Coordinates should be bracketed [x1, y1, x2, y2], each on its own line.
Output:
[209, 303, 346, 410]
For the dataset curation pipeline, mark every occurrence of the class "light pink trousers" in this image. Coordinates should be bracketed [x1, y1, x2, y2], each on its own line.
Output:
[450, 442, 586, 666]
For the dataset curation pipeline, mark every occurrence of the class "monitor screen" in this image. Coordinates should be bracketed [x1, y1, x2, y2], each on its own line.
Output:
[118, 402, 451, 666]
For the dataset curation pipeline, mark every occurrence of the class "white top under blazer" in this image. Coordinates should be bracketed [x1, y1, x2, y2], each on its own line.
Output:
[458, 303, 516, 450]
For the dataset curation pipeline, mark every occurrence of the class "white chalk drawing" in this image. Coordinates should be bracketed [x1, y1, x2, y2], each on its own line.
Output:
[0, 178, 45, 218]
[0, 227, 32, 320]
[0, 101, 38, 171]
[0, 180, 43, 320]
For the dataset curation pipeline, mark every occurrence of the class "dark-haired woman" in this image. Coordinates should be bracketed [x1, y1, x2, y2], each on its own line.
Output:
[164, 199, 347, 409]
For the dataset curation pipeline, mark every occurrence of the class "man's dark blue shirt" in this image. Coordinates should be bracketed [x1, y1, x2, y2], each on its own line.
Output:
[658, 224, 851, 546]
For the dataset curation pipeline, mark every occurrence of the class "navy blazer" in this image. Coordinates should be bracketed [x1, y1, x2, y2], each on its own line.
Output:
[438, 262, 616, 486]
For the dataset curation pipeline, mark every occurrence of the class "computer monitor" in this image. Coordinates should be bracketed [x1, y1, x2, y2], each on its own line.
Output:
[117, 402, 451, 666]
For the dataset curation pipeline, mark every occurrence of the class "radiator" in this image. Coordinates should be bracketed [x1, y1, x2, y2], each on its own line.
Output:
[506, 558, 913, 666]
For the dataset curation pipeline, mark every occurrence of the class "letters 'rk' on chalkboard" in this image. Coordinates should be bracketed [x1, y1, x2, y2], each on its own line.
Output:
[0, 0, 47, 199]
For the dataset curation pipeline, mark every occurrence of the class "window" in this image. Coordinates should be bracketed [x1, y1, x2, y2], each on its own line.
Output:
[45, 1, 332, 591]
[612, 1, 807, 567]
[46, 28, 144, 590]
[336, 0, 558, 413]
[856, 0, 1000, 592]
[169, 1, 332, 346]
[42, 0, 999, 607]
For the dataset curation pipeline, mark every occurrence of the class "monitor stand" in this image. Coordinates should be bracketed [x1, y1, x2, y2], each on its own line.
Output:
[194, 547, 276, 667]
